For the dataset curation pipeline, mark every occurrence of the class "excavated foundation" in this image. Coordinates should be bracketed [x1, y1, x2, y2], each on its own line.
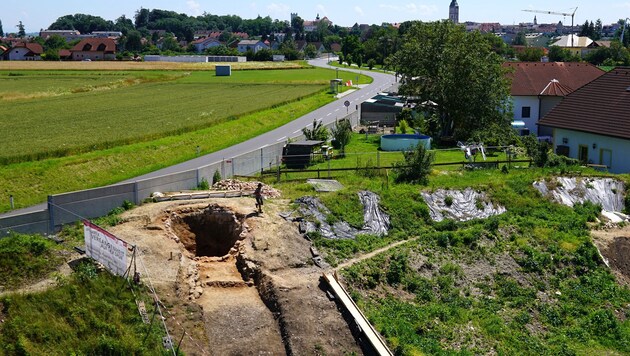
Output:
[170, 205, 243, 257]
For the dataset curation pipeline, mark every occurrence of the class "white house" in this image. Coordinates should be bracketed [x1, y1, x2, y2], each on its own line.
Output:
[237, 40, 268, 54]
[7, 43, 43, 61]
[539, 67, 630, 173]
[503, 62, 604, 136]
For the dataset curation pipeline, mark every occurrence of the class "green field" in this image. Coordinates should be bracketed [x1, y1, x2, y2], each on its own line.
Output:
[0, 68, 371, 164]
[0, 66, 372, 212]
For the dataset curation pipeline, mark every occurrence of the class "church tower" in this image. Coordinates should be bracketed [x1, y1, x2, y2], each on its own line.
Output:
[449, 0, 459, 23]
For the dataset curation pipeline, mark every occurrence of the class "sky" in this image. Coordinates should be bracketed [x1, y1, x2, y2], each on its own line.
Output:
[3, 0, 630, 34]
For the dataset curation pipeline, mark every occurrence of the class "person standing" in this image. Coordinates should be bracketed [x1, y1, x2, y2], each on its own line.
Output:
[254, 183, 264, 213]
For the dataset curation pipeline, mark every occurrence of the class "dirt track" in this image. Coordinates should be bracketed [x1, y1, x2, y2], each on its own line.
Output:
[109, 197, 362, 355]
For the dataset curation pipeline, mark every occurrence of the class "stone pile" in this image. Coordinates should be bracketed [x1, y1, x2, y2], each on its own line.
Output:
[212, 179, 281, 198]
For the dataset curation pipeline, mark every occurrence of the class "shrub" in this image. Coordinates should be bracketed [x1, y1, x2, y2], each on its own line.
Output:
[367, 58, 376, 70]
[212, 169, 222, 185]
[302, 119, 329, 142]
[197, 177, 210, 190]
[444, 195, 454, 206]
[393, 144, 434, 185]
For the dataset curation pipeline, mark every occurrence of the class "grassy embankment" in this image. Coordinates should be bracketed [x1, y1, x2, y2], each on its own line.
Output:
[0, 228, 169, 355]
[264, 133, 630, 355]
[0, 65, 372, 212]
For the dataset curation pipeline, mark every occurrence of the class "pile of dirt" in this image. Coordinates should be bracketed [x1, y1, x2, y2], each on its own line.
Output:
[591, 226, 630, 287]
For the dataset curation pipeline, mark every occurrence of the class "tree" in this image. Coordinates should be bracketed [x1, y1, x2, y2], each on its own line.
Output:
[516, 47, 544, 61]
[367, 58, 376, 70]
[44, 35, 66, 50]
[594, 19, 603, 41]
[303, 43, 317, 59]
[512, 32, 526, 46]
[330, 119, 352, 156]
[123, 30, 142, 52]
[302, 119, 329, 142]
[548, 45, 579, 62]
[17, 21, 25, 38]
[390, 21, 512, 141]
[0, 20, 4, 37]
[393, 143, 434, 185]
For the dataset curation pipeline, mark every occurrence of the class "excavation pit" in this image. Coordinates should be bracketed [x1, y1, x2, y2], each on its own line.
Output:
[170, 205, 244, 257]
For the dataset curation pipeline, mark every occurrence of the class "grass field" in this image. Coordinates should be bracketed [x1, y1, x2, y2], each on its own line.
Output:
[0, 68, 371, 164]
[0, 60, 308, 71]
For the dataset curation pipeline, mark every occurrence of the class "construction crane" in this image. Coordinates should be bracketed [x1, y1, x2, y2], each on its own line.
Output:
[522, 8, 578, 47]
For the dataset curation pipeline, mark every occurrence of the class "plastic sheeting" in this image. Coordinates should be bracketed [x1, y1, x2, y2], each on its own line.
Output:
[533, 177, 625, 212]
[296, 191, 391, 239]
[421, 188, 506, 222]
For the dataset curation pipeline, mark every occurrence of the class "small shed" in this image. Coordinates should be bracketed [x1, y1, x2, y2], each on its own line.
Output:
[282, 140, 324, 168]
[216, 65, 232, 76]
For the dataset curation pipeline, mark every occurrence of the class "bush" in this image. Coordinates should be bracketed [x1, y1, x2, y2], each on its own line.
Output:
[212, 169, 222, 185]
[367, 58, 376, 70]
[330, 119, 352, 156]
[197, 177, 210, 190]
[393, 144, 434, 184]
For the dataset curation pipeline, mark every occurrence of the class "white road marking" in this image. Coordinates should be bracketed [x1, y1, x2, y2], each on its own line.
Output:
[276, 136, 286, 142]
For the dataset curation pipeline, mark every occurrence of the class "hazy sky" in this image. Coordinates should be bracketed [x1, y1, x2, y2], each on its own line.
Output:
[4, 0, 630, 33]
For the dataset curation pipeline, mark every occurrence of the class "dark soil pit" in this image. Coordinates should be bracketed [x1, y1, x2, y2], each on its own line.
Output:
[603, 237, 630, 281]
[170, 205, 244, 257]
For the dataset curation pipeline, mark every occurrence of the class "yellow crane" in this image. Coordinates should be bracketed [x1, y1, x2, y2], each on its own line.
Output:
[522, 8, 578, 47]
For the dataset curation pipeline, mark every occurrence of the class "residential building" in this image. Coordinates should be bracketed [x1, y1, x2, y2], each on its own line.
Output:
[539, 67, 630, 173]
[71, 38, 116, 61]
[39, 29, 81, 42]
[237, 40, 268, 54]
[292, 13, 332, 32]
[191, 37, 221, 53]
[6, 43, 43, 61]
[503, 62, 604, 136]
[550, 34, 593, 57]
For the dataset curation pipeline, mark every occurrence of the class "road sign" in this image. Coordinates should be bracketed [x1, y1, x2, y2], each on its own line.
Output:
[344, 100, 350, 107]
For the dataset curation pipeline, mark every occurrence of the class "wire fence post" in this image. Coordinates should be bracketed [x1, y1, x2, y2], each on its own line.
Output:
[47, 195, 55, 234]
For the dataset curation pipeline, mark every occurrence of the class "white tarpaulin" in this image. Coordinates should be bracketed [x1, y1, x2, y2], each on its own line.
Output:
[83, 220, 128, 276]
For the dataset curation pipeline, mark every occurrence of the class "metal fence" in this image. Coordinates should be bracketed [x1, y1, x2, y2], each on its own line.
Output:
[0, 111, 360, 236]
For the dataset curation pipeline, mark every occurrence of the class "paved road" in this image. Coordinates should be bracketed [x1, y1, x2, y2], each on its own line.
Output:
[1, 59, 397, 218]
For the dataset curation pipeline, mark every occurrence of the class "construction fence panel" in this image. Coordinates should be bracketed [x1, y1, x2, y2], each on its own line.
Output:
[0, 209, 50, 236]
[135, 170, 198, 203]
[197, 162, 224, 185]
[49, 183, 136, 229]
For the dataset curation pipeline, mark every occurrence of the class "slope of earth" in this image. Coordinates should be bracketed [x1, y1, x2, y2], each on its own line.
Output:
[109, 197, 362, 355]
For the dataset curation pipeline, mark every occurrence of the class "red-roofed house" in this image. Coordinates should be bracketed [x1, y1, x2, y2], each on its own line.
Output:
[539, 67, 630, 173]
[191, 37, 221, 53]
[71, 38, 116, 61]
[6, 43, 43, 61]
[503, 62, 604, 136]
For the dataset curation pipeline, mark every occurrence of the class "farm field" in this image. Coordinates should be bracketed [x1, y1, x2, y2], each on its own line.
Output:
[0, 68, 371, 164]
[0, 65, 372, 212]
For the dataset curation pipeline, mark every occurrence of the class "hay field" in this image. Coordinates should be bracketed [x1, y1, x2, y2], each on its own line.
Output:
[0, 60, 306, 71]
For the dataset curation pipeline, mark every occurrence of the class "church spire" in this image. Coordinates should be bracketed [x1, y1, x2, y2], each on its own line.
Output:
[449, 0, 459, 23]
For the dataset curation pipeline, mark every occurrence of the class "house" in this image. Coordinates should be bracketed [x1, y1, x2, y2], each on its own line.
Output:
[583, 40, 612, 57]
[0, 45, 7, 60]
[237, 40, 268, 54]
[503, 62, 604, 136]
[71, 38, 116, 61]
[538, 67, 630, 173]
[6, 43, 43, 61]
[191, 37, 221, 53]
[39, 29, 81, 42]
[550, 34, 593, 58]
[302, 14, 332, 32]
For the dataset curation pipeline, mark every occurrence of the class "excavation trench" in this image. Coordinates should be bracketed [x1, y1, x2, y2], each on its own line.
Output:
[169, 205, 290, 354]
[170, 205, 243, 258]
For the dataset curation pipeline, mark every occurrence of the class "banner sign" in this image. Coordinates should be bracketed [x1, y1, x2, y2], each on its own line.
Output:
[83, 220, 128, 276]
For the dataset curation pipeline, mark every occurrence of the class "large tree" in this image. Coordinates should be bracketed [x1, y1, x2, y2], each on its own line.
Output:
[390, 21, 512, 140]
[0, 20, 4, 37]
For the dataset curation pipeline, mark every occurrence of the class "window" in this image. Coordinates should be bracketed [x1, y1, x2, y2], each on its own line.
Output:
[521, 106, 531, 118]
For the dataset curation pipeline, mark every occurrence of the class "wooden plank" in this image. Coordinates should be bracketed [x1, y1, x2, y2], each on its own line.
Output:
[323, 272, 393, 356]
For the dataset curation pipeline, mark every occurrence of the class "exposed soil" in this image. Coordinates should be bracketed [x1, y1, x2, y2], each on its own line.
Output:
[107, 197, 362, 356]
[591, 225, 630, 287]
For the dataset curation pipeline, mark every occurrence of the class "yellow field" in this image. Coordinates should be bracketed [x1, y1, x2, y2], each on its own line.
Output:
[0, 60, 306, 71]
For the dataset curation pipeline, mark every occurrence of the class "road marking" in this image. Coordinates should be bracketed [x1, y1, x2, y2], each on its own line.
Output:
[276, 136, 286, 142]
[293, 129, 301, 134]
[334, 108, 340, 112]
[327, 113, 332, 116]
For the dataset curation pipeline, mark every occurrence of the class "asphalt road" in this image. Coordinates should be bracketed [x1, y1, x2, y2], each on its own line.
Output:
[1, 59, 397, 218]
